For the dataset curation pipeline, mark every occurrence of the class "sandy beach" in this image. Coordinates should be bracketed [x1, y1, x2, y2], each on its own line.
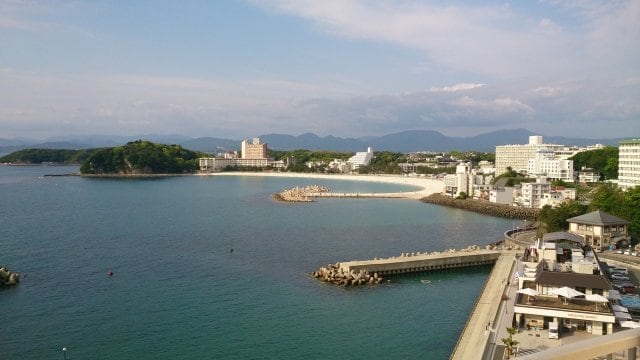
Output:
[197, 172, 444, 200]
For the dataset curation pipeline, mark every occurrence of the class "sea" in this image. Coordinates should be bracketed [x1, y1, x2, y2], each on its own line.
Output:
[0, 165, 514, 360]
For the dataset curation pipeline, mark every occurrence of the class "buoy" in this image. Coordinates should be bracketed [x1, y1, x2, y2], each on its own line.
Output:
[107, 271, 114, 277]
[421, 279, 431, 284]
[230, 248, 233, 253]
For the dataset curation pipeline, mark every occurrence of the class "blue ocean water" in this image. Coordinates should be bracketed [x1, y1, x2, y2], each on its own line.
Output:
[0, 166, 513, 359]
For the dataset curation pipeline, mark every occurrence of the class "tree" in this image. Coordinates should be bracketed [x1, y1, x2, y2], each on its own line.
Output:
[501, 327, 519, 358]
[570, 147, 618, 180]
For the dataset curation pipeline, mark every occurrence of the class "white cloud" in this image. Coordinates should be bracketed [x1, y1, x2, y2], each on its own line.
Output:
[256, 0, 637, 82]
[429, 83, 485, 93]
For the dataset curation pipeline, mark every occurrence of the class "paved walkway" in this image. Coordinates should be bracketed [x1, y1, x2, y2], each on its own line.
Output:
[451, 251, 518, 360]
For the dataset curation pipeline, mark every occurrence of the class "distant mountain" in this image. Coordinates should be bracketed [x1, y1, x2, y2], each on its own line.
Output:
[180, 137, 240, 154]
[0, 130, 625, 155]
[259, 133, 363, 151]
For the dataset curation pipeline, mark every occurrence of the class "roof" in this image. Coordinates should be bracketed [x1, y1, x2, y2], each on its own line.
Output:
[567, 210, 629, 226]
[619, 139, 640, 145]
[543, 232, 584, 244]
[537, 271, 611, 290]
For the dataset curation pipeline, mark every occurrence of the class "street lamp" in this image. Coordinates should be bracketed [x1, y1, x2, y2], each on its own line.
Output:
[62, 347, 67, 360]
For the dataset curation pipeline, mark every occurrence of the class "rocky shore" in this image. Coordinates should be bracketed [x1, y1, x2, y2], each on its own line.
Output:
[273, 185, 330, 202]
[421, 193, 539, 220]
[0, 266, 20, 286]
[311, 263, 385, 287]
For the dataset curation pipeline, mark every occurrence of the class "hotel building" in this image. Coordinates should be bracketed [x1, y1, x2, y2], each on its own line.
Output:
[199, 138, 269, 172]
[514, 232, 617, 337]
[495, 136, 564, 176]
[241, 138, 268, 159]
[618, 139, 640, 190]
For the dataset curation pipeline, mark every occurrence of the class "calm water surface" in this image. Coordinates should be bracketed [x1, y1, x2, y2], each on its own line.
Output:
[0, 166, 513, 359]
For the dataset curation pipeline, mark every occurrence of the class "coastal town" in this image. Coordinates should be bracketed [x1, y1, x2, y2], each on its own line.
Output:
[1, 135, 638, 359]
[198, 136, 639, 359]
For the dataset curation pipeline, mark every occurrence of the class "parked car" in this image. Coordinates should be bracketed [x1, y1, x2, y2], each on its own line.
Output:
[611, 274, 630, 281]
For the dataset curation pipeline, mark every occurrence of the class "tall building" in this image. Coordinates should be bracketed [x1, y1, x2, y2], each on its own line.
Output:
[618, 139, 640, 191]
[347, 147, 374, 170]
[495, 136, 564, 176]
[528, 149, 574, 182]
[241, 138, 268, 159]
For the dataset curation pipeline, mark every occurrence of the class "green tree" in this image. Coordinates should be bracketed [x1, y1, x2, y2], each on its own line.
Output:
[570, 147, 618, 180]
[501, 327, 519, 358]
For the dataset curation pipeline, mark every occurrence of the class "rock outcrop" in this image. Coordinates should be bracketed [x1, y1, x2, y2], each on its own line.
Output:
[274, 185, 330, 202]
[0, 266, 20, 286]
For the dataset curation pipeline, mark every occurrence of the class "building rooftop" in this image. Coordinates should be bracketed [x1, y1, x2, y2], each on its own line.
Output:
[542, 232, 584, 244]
[536, 271, 611, 290]
[619, 139, 640, 145]
[567, 210, 629, 226]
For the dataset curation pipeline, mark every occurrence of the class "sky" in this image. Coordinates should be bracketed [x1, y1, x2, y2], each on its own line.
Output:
[1, 0, 639, 140]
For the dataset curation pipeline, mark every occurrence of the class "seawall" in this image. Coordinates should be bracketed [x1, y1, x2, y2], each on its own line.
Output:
[421, 193, 539, 220]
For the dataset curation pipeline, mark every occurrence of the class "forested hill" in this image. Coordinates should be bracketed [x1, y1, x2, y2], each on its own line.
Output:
[80, 140, 203, 175]
[0, 148, 100, 164]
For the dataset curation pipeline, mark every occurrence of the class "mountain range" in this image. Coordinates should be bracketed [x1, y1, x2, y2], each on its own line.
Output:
[0, 129, 624, 156]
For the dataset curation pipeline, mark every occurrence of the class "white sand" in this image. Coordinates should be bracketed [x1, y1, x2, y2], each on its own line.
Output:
[198, 172, 444, 200]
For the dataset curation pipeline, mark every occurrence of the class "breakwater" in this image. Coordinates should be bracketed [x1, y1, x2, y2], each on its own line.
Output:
[421, 193, 539, 220]
[0, 266, 20, 286]
[273, 185, 330, 202]
[311, 264, 385, 286]
[312, 245, 501, 287]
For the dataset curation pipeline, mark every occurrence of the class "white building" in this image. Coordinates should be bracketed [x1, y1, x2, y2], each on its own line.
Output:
[328, 159, 351, 173]
[199, 157, 269, 172]
[528, 149, 574, 182]
[618, 139, 640, 191]
[521, 177, 551, 208]
[495, 136, 563, 176]
[347, 147, 374, 170]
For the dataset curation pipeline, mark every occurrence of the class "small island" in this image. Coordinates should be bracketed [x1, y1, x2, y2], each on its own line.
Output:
[80, 140, 203, 175]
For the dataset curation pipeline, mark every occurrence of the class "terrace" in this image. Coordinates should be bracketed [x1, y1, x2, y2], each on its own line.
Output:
[516, 293, 613, 314]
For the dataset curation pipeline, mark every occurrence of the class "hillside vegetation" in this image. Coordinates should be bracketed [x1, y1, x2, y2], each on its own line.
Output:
[0, 148, 99, 164]
[570, 147, 618, 180]
[80, 140, 202, 175]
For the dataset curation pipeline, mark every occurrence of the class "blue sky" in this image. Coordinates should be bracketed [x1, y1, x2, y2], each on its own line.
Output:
[1, 0, 639, 140]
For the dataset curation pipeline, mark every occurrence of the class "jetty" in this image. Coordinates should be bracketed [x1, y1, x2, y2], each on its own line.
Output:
[312, 245, 504, 287]
[339, 247, 501, 275]
[312, 247, 521, 360]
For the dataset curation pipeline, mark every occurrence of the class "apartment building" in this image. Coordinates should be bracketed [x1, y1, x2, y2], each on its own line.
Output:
[618, 139, 640, 191]
[495, 136, 564, 176]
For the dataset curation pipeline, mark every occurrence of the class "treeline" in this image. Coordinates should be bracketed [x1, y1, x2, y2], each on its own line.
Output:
[538, 184, 640, 242]
[0, 148, 99, 164]
[570, 147, 618, 180]
[80, 140, 203, 174]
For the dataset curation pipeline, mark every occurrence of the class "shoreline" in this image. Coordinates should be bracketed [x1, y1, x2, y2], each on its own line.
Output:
[197, 172, 445, 199]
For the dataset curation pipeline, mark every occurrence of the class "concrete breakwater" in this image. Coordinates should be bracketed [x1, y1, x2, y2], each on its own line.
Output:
[0, 266, 20, 286]
[311, 264, 385, 287]
[313, 245, 500, 287]
[273, 185, 330, 202]
[421, 193, 539, 220]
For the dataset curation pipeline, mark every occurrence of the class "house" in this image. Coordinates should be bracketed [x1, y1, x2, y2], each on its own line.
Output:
[567, 210, 631, 252]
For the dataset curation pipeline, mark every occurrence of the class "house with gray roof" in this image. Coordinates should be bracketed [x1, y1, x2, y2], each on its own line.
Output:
[567, 210, 630, 252]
